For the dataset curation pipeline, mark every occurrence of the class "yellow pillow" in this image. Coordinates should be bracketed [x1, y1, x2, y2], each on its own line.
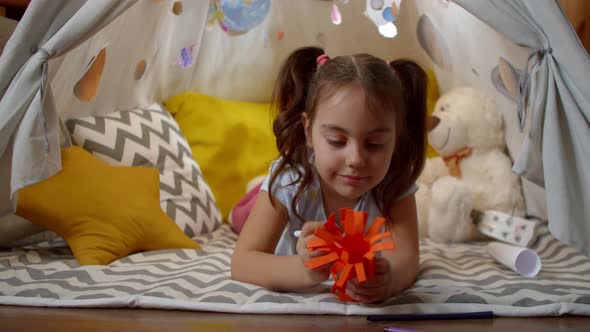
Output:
[426, 69, 440, 158]
[163, 92, 277, 220]
[16, 146, 200, 265]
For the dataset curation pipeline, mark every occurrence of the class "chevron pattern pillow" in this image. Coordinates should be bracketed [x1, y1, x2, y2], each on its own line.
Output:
[65, 103, 222, 237]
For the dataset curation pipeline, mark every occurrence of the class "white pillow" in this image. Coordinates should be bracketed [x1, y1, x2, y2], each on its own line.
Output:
[66, 103, 222, 237]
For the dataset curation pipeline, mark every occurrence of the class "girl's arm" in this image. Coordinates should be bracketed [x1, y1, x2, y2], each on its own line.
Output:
[231, 190, 327, 291]
[382, 193, 420, 295]
[345, 193, 420, 302]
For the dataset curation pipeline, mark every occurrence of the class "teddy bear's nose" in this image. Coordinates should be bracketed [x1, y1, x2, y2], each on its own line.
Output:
[427, 116, 440, 132]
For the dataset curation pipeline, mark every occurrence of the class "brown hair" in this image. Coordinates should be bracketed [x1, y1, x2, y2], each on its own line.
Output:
[269, 46, 427, 221]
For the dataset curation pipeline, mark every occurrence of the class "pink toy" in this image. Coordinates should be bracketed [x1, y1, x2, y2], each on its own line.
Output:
[230, 182, 262, 234]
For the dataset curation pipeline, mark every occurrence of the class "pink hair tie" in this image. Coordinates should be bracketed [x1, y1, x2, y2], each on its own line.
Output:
[317, 54, 330, 66]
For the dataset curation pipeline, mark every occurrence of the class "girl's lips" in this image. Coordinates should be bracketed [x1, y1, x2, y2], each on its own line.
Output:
[340, 175, 369, 185]
[342, 175, 366, 180]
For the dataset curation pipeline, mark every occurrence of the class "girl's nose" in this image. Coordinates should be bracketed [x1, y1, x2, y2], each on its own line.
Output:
[346, 144, 367, 168]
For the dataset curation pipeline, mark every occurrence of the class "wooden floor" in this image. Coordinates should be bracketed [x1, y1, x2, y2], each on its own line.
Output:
[0, 306, 589, 332]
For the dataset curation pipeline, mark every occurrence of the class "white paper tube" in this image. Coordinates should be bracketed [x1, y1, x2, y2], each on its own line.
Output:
[487, 241, 541, 277]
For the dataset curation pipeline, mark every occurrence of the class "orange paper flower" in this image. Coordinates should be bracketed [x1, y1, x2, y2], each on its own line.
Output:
[304, 208, 395, 301]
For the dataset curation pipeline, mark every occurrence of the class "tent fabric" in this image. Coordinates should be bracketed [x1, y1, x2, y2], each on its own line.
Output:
[0, 0, 588, 255]
[0, 1, 421, 214]
[0, 0, 137, 216]
[162, 0, 550, 222]
[455, 0, 590, 255]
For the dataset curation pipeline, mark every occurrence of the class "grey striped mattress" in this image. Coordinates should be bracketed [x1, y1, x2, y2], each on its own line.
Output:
[0, 224, 589, 316]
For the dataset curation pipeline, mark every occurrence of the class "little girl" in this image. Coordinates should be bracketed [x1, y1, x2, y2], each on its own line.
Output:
[231, 46, 427, 303]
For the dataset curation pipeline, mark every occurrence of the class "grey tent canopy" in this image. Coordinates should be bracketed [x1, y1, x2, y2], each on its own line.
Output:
[0, 0, 588, 255]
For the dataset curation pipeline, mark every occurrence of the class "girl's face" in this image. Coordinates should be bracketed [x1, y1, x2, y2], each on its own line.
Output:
[303, 84, 396, 206]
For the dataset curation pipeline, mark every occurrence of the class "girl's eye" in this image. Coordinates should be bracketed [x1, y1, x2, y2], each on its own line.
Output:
[366, 142, 385, 150]
[327, 139, 345, 147]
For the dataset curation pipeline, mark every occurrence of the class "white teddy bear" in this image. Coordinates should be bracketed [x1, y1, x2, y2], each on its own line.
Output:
[415, 87, 525, 243]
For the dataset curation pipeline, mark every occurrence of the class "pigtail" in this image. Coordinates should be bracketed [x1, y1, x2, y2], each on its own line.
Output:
[378, 60, 428, 218]
[269, 46, 325, 218]
[391, 59, 428, 180]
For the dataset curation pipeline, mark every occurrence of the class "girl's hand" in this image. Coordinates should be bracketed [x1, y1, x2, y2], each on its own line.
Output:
[296, 221, 331, 285]
[344, 257, 396, 303]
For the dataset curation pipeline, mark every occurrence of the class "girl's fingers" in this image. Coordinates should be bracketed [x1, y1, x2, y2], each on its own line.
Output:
[346, 266, 392, 293]
[347, 281, 381, 296]
[345, 287, 383, 303]
[346, 280, 390, 303]
[301, 221, 324, 236]
[347, 273, 389, 288]
[349, 280, 381, 289]
[373, 258, 390, 274]
[308, 249, 325, 258]
[298, 221, 325, 257]
[300, 223, 315, 236]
